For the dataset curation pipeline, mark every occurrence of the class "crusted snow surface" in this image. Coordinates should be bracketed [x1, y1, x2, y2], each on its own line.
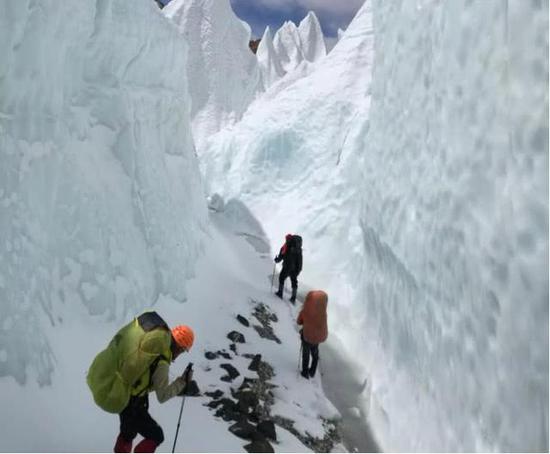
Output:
[202, 0, 548, 451]
[0, 0, 207, 387]
[163, 0, 262, 151]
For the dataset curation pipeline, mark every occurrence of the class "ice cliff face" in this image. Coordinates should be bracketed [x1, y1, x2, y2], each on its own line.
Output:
[202, 0, 548, 451]
[163, 0, 261, 150]
[0, 0, 206, 386]
[358, 1, 548, 451]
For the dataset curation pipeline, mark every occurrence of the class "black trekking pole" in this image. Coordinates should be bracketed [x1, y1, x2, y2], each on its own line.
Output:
[172, 363, 193, 453]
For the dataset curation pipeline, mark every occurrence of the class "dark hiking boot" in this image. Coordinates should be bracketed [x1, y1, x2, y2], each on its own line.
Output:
[308, 368, 316, 378]
[275, 282, 284, 299]
[289, 287, 297, 304]
[300, 370, 309, 379]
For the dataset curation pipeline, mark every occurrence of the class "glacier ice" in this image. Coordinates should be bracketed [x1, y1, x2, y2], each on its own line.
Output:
[273, 21, 307, 74]
[0, 0, 207, 386]
[163, 0, 262, 151]
[201, 0, 548, 451]
[257, 26, 286, 90]
[271, 12, 327, 78]
[298, 12, 327, 64]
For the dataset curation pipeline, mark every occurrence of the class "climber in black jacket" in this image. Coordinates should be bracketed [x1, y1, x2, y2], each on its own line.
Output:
[274, 234, 302, 303]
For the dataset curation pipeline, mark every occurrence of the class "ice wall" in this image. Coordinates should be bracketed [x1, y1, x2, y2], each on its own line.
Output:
[163, 0, 262, 151]
[356, 1, 548, 451]
[0, 0, 207, 386]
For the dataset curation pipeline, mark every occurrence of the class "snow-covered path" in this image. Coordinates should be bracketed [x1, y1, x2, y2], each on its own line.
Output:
[0, 203, 357, 453]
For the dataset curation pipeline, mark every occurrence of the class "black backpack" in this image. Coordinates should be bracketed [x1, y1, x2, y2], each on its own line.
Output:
[286, 235, 302, 262]
[289, 235, 302, 252]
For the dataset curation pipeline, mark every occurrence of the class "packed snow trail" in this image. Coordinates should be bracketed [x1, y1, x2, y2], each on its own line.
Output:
[0, 202, 356, 452]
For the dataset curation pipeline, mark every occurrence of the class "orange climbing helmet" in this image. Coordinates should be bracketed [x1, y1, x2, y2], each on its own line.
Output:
[171, 325, 194, 351]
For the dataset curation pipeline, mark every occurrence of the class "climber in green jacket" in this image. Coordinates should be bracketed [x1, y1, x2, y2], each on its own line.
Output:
[87, 311, 195, 453]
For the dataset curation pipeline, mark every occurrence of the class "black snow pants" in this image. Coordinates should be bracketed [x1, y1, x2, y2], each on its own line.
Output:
[279, 267, 298, 290]
[119, 395, 164, 445]
[301, 331, 319, 377]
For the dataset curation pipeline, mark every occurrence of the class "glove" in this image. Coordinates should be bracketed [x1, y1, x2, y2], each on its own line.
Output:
[181, 362, 194, 382]
[178, 363, 193, 396]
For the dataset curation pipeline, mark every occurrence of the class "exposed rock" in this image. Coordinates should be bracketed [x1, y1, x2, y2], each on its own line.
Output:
[239, 377, 259, 390]
[252, 302, 278, 323]
[229, 343, 238, 353]
[237, 314, 250, 327]
[217, 350, 232, 359]
[253, 325, 281, 344]
[229, 420, 257, 440]
[251, 303, 281, 343]
[248, 354, 262, 371]
[235, 388, 259, 413]
[205, 390, 223, 400]
[249, 39, 261, 54]
[257, 419, 277, 441]
[227, 331, 246, 343]
[244, 439, 274, 453]
[220, 363, 240, 382]
[205, 351, 218, 360]
[257, 359, 275, 382]
[207, 400, 222, 409]
[214, 398, 243, 422]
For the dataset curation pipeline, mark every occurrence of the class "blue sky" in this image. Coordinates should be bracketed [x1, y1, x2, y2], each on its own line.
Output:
[160, 0, 364, 39]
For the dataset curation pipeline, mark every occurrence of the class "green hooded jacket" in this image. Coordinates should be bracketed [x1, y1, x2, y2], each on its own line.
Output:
[87, 312, 172, 414]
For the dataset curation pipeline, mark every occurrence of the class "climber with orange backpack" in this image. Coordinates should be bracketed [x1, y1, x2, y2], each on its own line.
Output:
[297, 290, 328, 379]
[87, 311, 195, 453]
[274, 233, 303, 303]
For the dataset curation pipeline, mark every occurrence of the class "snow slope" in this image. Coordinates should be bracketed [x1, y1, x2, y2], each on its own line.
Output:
[0, 0, 206, 387]
[201, 0, 548, 451]
[0, 204, 344, 452]
[163, 0, 262, 151]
